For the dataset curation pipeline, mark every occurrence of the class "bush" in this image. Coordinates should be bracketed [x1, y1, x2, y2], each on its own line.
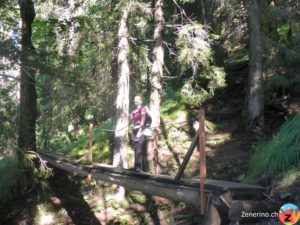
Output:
[0, 157, 20, 202]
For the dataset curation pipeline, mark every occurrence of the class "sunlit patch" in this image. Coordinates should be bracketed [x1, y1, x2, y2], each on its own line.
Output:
[40, 214, 54, 225]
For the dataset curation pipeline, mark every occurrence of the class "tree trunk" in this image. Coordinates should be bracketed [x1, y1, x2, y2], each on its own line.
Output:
[17, 0, 37, 196]
[244, 0, 263, 131]
[18, 0, 37, 152]
[148, 0, 164, 174]
[113, 5, 130, 198]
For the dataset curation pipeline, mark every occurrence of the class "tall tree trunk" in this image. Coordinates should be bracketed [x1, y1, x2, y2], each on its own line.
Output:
[244, 0, 263, 132]
[17, 0, 37, 196]
[113, 5, 130, 198]
[148, 0, 164, 173]
[18, 0, 37, 152]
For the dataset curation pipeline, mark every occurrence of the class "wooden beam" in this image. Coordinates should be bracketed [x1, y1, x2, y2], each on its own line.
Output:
[175, 133, 199, 181]
[199, 108, 207, 215]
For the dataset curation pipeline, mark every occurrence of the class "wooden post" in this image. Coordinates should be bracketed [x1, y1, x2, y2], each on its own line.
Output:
[89, 124, 93, 163]
[199, 108, 207, 215]
[87, 124, 94, 184]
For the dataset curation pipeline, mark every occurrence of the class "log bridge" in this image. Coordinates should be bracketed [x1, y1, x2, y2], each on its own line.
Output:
[40, 110, 279, 224]
[40, 151, 278, 225]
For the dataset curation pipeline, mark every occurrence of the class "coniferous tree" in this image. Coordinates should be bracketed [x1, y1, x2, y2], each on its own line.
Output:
[244, 0, 264, 131]
[113, 2, 131, 199]
[148, 0, 165, 173]
[18, 0, 37, 152]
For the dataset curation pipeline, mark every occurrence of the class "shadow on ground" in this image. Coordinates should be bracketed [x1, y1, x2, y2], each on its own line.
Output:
[49, 168, 102, 225]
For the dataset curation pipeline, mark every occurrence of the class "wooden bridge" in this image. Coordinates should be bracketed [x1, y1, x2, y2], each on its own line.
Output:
[39, 111, 279, 224]
[40, 151, 277, 225]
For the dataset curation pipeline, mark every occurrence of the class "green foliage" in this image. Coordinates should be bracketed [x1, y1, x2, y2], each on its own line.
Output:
[224, 48, 249, 70]
[175, 23, 226, 106]
[278, 168, 300, 189]
[31, 0, 122, 151]
[176, 23, 212, 73]
[180, 80, 210, 106]
[0, 81, 18, 154]
[0, 157, 20, 201]
[245, 114, 300, 183]
[161, 85, 183, 110]
[261, 1, 300, 100]
[60, 120, 114, 163]
[180, 66, 226, 106]
[263, 45, 300, 102]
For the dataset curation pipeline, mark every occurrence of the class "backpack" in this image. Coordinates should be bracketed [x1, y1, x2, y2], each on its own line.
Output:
[140, 106, 152, 128]
[140, 106, 153, 139]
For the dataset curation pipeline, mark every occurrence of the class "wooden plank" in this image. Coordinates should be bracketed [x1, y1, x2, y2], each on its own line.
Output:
[175, 133, 199, 181]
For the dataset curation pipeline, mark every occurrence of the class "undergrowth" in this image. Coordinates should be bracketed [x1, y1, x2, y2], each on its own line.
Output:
[57, 120, 115, 163]
[245, 113, 300, 183]
[0, 157, 20, 202]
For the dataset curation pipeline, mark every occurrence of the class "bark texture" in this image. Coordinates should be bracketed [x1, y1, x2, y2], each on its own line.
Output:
[245, 0, 264, 131]
[114, 7, 130, 170]
[18, 0, 37, 152]
[148, 0, 164, 173]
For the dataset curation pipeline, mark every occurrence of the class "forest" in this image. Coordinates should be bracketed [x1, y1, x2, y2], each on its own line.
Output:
[1, 0, 300, 224]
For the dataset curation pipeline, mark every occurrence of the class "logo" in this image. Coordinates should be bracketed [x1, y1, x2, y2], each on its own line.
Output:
[279, 203, 300, 225]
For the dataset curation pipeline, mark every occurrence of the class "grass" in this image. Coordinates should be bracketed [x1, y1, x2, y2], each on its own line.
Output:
[245, 113, 300, 183]
[278, 168, 300, 189]
[57, 119, 115, 163]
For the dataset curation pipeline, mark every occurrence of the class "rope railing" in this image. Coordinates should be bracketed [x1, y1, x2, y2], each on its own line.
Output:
[94, 117, 198, 132]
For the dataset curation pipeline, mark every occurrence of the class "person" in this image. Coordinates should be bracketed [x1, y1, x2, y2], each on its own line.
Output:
[131, 95, 146, 171]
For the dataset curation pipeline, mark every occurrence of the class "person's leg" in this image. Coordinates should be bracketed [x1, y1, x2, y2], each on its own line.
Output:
[134, 136, 144, 170]
[134, 141, 143, 170]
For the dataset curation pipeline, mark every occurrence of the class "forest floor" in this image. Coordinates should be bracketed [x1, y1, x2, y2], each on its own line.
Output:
[5, 67, 300, 225]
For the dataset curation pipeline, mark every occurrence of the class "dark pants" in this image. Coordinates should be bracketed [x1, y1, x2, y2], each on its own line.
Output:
[134, 135, 145, 170]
